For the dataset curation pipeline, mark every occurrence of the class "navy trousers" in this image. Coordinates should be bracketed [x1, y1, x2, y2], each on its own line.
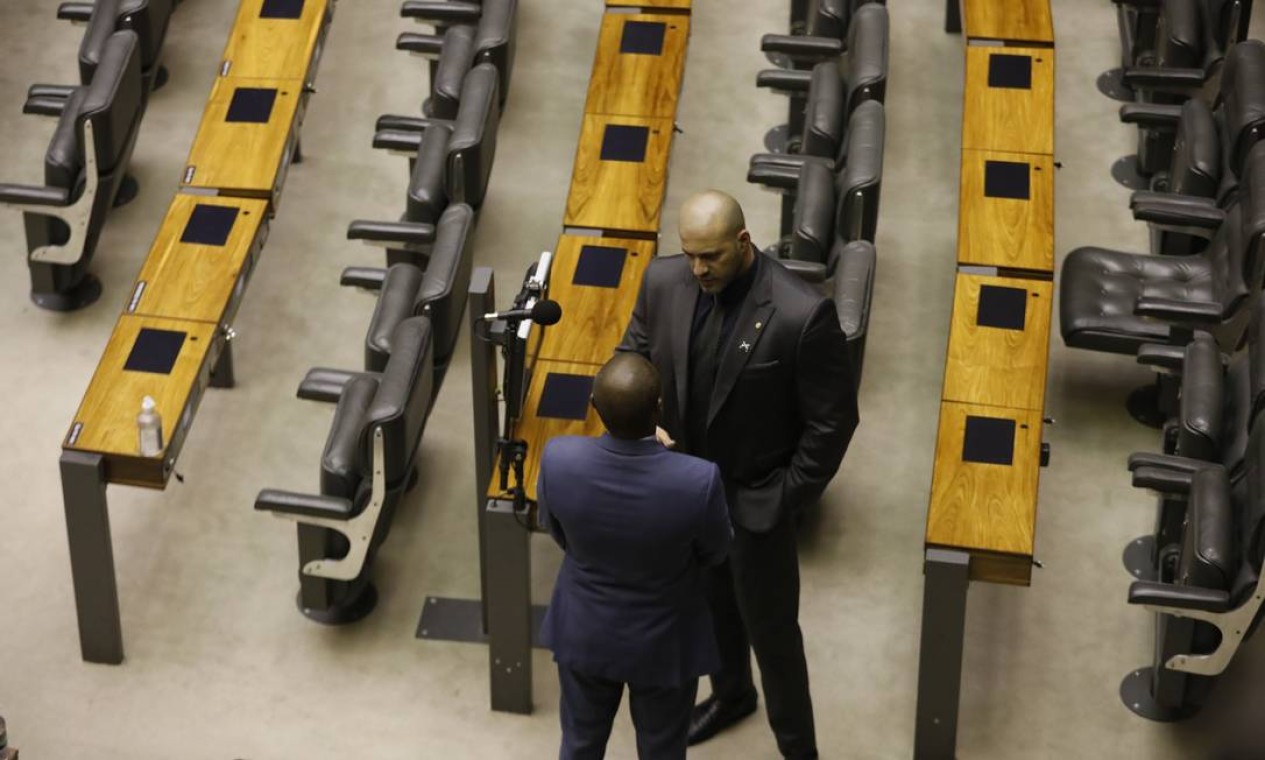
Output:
[557, 665, 698, 760]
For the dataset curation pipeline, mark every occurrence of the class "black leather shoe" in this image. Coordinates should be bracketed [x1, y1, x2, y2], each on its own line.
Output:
[687, 693, 758, 746]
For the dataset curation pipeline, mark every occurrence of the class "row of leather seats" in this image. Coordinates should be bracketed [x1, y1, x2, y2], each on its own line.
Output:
[1061, 13, 1265, 720]
[748, 0, 888, 384]
[254, 0, 515, 624]
[0, 0, 174, 311]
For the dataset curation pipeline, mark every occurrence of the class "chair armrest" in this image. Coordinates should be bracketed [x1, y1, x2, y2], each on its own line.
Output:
[759, 33, 844, 60]
[749, 152, 834, 171]
[374, 114, 445, 133]
[346, 220, 437, 246]
[400, 0, 482, 23]
[1127, 451, 1210, 473]
[1128, 581, 1232, 613]
[255, 489, 354, 521]
[297, 367, 370, 403]
[1136, 342, 1187, 372]
[1132, 465, 1197, 494]
[397, 31, 445, 57]
[756, 69, 813, 93]
[22, 96, 68, 117]
[341, 267, 388, 290]
[28, 83, 75, 100]
[1131, 197, 1225, 229]
[747, 164, 802, 191]
[1134, 297, 1224, 324]
[373, 129, 424, 153]
[781, 259, 828, 283]
[56, 1, 94, 21]
[1119, 102, 1183, 128]
[1123, 66, 1206, 92]
[1129, 190, 1217, 210]
[0, 183, 71, 208]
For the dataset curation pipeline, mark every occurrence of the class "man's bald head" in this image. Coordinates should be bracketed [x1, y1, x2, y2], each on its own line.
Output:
[680, 190, 747, 240]
[592, 353, 662, 439]
[678, 190, 754, 295]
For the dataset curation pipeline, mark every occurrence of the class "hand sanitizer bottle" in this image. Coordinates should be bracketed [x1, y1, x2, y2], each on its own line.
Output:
[137, 396, 163, 456]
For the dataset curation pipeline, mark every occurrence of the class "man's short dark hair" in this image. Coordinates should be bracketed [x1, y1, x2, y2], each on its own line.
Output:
[592, 353, 661, 439]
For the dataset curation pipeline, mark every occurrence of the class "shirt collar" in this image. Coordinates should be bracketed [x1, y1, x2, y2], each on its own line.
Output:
[595, 433, 664, 455]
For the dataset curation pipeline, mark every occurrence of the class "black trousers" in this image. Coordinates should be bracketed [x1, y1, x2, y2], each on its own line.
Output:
[557, 665, 698, 760]
[707, 516, 817, 759]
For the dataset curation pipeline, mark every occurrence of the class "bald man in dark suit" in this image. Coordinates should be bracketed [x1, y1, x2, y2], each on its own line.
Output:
[618, 190, 859, 759]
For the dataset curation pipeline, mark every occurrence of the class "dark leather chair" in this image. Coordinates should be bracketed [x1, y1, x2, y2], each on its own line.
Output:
[833, 239, 876, 387]
[0, 31, 145, 310]
[395, 23, 478, 120]
[399, 0, 516, 110]
[256, 316, 436, 624]
[26, 0, 173, 117]
[353, 63, 500, 262]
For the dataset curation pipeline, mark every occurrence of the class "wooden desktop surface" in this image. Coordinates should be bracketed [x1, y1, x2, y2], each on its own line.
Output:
[486, 360, 607, 503]
[962, 0, 1054, 45]
[942, 273, 1052, 412]
[129, 194, 271, 325]
[961, 45, 1055, 156]
[64, 315, 219, 488]
[565, 114, 674, 234]
[926, 400, 1042, 585]
[182, 76, 303, 199]
[538, 235, 655, 365]
[220, 0, 330, 82]
[606, 0, 691, 9]
[957, 148, 1054, 272]
[586, 12, 689, 119]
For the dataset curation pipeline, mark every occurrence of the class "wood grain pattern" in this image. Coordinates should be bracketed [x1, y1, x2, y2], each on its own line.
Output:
[968, 551, 1033, 586]
[565, 114, 674, 234]
[538, 235, 656, 365]
[607, 0, 691, 9]
[65, 315, 218, 488]
[183, 76, 302, 199]
[961, 45, 1055, 156]
[942, 273, 1052, 411]
[486, 360, 607, 502]
[957, 148, 1054, 271]
[220, 0, 331, 82]
[926, 401, 1042, 572]
[963, 0, 1054, 45]
[129, 194, 270, 325]
[586, 13, 689, 118]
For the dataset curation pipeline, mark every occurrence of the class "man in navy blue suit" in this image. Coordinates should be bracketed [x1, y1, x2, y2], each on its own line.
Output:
[538, 352, 733, 760]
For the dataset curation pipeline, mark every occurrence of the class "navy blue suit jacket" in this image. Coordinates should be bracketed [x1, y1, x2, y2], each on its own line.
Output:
[538, 434, 732, 688]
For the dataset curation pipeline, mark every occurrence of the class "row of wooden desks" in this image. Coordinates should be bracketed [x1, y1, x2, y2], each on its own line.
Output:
[59, 0, 334, 665]
[916, 4, 1056, 758]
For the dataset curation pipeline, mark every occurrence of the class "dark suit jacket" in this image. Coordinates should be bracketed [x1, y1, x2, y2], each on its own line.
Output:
[618, 251, 859, 532]
[537, 434, 732, 688]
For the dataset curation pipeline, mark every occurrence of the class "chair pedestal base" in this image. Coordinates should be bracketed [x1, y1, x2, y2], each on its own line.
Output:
[1127, 384, 1166, 428]
[1120, 667, 1200, 722]
[1112, 155, 1150, 190]
[1097, 68, 1135, 101]
[1122, 535, 1158, 581]
[112, 174, 139, 208]
[297, 583, 378, 625]
[32, 273, 101, 312]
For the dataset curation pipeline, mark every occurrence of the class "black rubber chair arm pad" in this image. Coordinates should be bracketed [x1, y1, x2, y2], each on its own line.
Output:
[1123, 66, 1206, 91]
[0, 183, 70, 207]
[56, 2, 94, 21]
[373, 129, 424, 153]
[1127, 451, 1214, 473]
[255, 489, 354, 520]
[27, 84, 75, 100]
[1132, 465, 1200, 494]
[1119, 103, 1183, 126]
[346, 220, 437, 245]
[759, 34, 844, 59]
[1134, 297, 1225, 323]
[400, 1, 482, 23]
[397, 32, 446, 55]
[22, 97, 69, 117]
[374, 114, 446, 133]
[1128, 581, 1232, 612]
[747, 164, 801, 190]
[1136, 342, 1188, 371]
[1132, 197, 1226, 228]
[341, 267, 389, 290]
[780, 259, 828, 282]
[1130, 190, 1218, 210]
[756, 69, 814, 92]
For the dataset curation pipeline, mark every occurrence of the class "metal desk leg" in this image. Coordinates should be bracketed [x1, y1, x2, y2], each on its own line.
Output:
[945, 0, 962, 34]
[210, 340, 235, 389]
[485, 498, 532, 714]
[60, 451, 123, 664]
[469, 268, 497, 633]
[913, 549, 970, 760]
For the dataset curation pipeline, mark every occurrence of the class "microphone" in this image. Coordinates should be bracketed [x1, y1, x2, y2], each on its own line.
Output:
[483, 299, 562, 326]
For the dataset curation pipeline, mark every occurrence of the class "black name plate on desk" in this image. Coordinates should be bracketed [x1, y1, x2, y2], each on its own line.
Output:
[181, 205, 240, 246]
[976, 285, 1028, 331]
[988, 54, 1032, 89]
[124, 328, 186, 375]
[963, 415, 1016, 466]
[538, 373, 595, 421]
[226, 87, 278, 123]
[573, 245, 628, 288]
[621, 21, 667, 55]
[260, 0, 304, 18]
[601, 125, 650, 162]
[984, 161, 1030, 200]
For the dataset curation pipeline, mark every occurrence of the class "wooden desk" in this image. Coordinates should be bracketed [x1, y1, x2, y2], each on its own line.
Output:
[486, 360, 606, 503]
[962, 0, 1054, 46]
[586, 12, 689, 118]
[957, 149, 1054, 271]
[565, 114, 674, 235]
[942, 273, 1051, 412]
[64, 315, 220, 488]
[182, 76, 305, 202]
[220, 0, 332, 83]
[961, 45, 1054, 156]
[925, 400, 1042, 586]
[538, 235, 655, 365]
[128, 194, 271, 325]
[606, 0, 691, 10]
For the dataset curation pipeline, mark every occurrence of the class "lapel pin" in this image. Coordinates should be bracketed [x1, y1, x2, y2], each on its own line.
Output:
[739, 340, 752, 353]
[755, 321, 763, 330]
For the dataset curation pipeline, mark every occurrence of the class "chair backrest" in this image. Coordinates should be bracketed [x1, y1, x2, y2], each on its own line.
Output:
[1208, 140, 1265, 325]
[79, 0, 172, 82]
[1176, 332, 1226, 462]
[1235, 408, 1265, 600]
[474, 0, 517, 108]
[831, 238, 875, 383]
[1218, 39, 1265, 178]
[361, 317, 435, 489]
[1169, 98, 1221, 197]
[834, 99, 885, 243]
[45, 31, 143, 191]
[447, 63, 501, 208]
[801, 62, 845, 158]
[842, 3, 888, 115]
[789, 160, 835, 263]
[1206, 0, 1252, 53]
[405, 124, 454, 223]
[416, 203, 476, 372]
[808, 0, 850, 41]
[430, 25, 478, 120]
[1155, 0, 1204, 69]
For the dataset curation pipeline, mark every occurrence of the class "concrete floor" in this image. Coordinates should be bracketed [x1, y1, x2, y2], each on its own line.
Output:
[1, 0, 1264, 757]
